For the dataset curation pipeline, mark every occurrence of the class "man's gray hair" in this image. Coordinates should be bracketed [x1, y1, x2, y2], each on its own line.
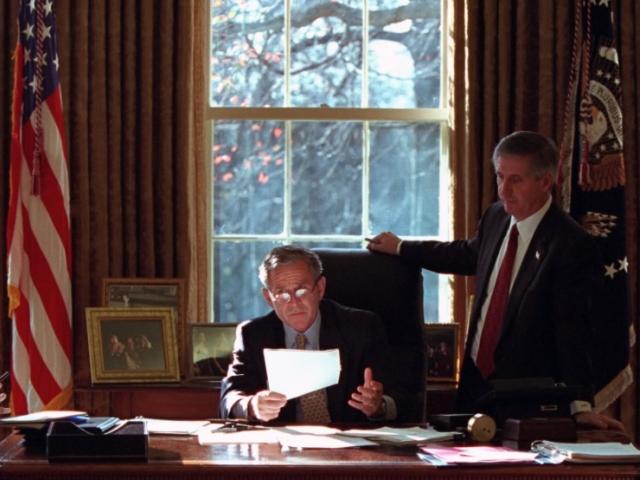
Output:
[258, 245, 323, 288]
[492, 131, 558, 177]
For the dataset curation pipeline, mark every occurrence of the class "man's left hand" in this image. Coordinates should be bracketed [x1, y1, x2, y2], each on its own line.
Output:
[348, 367, 384, 417]
[575, 411, 626, 432]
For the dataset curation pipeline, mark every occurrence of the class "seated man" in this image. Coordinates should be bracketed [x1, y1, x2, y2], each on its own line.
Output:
[219, 245, 404, 423]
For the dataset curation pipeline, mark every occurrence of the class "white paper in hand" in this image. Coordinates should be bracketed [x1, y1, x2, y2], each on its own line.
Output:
[264, 348, 341, 399]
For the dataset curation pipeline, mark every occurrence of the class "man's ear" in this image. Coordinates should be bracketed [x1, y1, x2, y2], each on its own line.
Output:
[541, 171, 554, 192]
[316, 275, 327, 299]
[262, 288, 274, 308]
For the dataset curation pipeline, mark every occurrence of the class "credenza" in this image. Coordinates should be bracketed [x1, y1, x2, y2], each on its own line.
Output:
[73, 383, 457, 420]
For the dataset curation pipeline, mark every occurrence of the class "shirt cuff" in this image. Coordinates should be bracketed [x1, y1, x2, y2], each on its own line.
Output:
[396, 240, 403, 256]
[369, 395, 397, 421]
[570, 400, 592, 415]
[230, 396, 252, 419]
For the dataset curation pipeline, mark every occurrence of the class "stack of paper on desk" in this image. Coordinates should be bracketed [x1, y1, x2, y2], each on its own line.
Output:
[419, 445, 540, 465]
[531, 440, 640, 463]
[341, 426, 459, 445]
[0, 410, 88, 430]
[198, 424, 458, 448]
[136, 418, 211, 435]
[274, 426, 376, 449]
[198, 427, 279, 445]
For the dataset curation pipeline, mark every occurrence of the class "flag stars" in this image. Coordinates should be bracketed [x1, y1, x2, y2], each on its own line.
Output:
[23, 22, 34, 40]
[36, 52, 48, 67]
[44, 0, 54, 15]
[53, 54, 59, 71]
[604, 263, 617, 279]
[28, 0, 36, 12]
[618, 257, 629, 273]
[28, 76, 38, 92]
[596, 69, 603, 77]
[43, 25, 52, 40]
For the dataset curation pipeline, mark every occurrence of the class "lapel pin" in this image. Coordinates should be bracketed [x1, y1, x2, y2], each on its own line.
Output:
[535, 250, 541, 260]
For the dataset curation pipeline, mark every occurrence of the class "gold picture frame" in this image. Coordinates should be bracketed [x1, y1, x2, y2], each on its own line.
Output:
[86, 307, 180, 384]
[102, 278, 185, 373]
[423, 323, 460, 383]
[189, 323, 237, 381]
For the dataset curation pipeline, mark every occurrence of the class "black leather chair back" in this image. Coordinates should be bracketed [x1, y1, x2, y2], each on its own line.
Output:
[314, 248, 425, 422]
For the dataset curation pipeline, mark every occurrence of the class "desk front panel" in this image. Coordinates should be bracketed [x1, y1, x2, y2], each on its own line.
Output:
[0, 432, 638, 480]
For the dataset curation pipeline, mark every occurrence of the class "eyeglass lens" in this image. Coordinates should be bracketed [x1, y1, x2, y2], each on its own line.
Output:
[275, 288, 308, 303]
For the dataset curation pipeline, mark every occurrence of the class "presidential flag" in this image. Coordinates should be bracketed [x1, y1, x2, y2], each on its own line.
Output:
[7, 0, 73, 414]
[558, 0, 632, 410]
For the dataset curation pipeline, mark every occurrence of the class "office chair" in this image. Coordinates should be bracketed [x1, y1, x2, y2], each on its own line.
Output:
[314, 248, 425, 422]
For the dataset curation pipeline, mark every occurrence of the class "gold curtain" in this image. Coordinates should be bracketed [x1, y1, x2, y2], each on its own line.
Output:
[450, 0, 638, 437]
[0, 0, 207, 387]
[449, 0, 574, 329]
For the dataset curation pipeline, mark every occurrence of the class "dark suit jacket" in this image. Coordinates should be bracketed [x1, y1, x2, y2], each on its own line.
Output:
[219, 299, 404, 423]
[401, 201, 601, 411]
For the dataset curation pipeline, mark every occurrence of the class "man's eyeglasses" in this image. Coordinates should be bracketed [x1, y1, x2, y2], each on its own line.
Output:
[268, 278, 320, 304]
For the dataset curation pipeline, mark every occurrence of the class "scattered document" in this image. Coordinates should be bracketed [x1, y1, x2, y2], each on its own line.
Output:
[198, 426, 279, 445]
[137, 418, 211, 435]
[0, 410, 88, 429]
[531, 440, 640, 463]
[274, 427, 376, 449]
[264, 348, 341, 399]
[341, 426, 459, 445]
[420, 445, 539, 465]
[198, 424, 372, 448]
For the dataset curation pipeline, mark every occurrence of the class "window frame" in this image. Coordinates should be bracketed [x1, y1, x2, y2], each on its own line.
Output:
[205, 0, 452, 324]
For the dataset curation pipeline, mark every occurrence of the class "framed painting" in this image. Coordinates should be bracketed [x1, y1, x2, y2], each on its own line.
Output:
[189, 323, 237, 381]
[86, 307, 180, 384]
[102, 278, 185, 372]
[423, 323, 460, 383]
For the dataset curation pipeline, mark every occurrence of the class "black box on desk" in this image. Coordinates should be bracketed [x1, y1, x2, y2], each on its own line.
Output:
[502, 417, 576, 450]
[46, 420, 148, 462]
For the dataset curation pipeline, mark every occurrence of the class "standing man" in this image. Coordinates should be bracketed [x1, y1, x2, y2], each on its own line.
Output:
[368, 131, 623, 431]
[220, 245, 403, 423]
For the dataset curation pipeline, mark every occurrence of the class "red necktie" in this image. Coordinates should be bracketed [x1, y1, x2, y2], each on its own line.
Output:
[476, 225, 519, 378]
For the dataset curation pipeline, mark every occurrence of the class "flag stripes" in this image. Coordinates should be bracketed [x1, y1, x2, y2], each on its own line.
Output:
[7, 0, 72, 414]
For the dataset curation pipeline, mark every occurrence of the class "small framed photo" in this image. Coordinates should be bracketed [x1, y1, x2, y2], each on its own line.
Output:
[423, 323, 460, 382]
[102, 278, 185, 370]
[189, 323, 237, 381]
[86, 307, 180, 384]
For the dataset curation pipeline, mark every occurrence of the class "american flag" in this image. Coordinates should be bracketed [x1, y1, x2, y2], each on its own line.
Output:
[7, 0, 72, 414]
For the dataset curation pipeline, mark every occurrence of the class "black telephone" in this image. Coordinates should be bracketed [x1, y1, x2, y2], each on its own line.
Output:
[472, 377, 582, 425]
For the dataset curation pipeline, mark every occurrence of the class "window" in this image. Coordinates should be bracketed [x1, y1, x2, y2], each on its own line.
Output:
[208, 0, 450, 324]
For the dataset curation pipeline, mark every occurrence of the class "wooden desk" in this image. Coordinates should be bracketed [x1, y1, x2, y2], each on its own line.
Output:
[0, 431, 637, 480]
